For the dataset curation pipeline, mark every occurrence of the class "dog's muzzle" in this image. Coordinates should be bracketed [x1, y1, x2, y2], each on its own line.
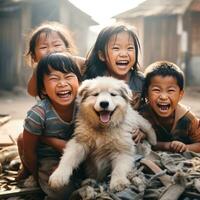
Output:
[97, 101, 115, 124]
[100, 101, 109, 109]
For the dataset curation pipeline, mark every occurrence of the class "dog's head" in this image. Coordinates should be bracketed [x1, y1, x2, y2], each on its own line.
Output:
[77, 76, 133, 128]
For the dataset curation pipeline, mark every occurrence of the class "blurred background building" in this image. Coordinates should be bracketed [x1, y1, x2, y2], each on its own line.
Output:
[0, 0, 97, 90]
[0, 0, 200, 91]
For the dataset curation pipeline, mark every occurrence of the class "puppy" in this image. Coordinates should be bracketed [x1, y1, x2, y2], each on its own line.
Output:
[49, 76, 156, 191]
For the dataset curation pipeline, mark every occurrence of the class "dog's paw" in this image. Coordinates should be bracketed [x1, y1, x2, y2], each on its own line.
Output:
[48, 168, 70, 189]
[110, 177, 130, 192]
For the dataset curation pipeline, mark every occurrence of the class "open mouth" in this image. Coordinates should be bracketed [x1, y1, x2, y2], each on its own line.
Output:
[95, 110, 115, 123]
[157, 103, 170, 111]
[56, 90, 71, 98]
[116, 60, 129, 68]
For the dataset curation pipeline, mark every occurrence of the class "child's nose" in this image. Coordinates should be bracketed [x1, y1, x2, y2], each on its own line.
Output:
[119, 49, 128, 56]
[159, 93, 168, 99]
[48, 47, 58, 53]
[57, 79, 68, 87]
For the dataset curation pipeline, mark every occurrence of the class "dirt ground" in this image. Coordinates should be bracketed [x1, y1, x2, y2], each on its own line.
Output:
[0, 86, 199, 143]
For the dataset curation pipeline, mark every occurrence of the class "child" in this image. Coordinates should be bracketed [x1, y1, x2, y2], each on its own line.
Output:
[20, 52, 82, 199]
[83, 23, 145, 143]
[17, 21, 85, 180]
[26, 21, 85, 97]
[140, 61, 200, 153]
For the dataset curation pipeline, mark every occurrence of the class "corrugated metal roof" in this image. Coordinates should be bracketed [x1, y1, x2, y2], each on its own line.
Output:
[114, 0, 194, 19]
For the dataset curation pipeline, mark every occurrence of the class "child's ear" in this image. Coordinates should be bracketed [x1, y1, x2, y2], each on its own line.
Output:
[42, 88, 47, 95]
[31, 53, 38, 63]
[98, 51, 106, 62]
[179, 90, 184, 100]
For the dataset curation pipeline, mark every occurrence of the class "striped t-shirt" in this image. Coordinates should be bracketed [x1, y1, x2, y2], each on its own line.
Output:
[24, 98, 76, 160]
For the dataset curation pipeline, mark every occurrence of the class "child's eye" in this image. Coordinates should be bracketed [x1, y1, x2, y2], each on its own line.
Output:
[128, 46, 135, 51]
[112, 47, 119, 50]
[49, 77, 58, 81]
[50, 76, 58, 79]
[152, 88, 160, 92]
[39, 46, 47, 49]
[168, 89, 176, 93]
[54, 44, 62, 47]
[48, 75, 59, 80]
[64, 74, 76, 80]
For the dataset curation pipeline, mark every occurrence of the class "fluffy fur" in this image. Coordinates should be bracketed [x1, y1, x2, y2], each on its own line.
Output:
[49, 76, 156, 191]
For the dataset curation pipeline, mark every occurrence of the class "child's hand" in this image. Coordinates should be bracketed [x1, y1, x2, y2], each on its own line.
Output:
[132, 129, 146, 144]
[170, 141, 187, 153]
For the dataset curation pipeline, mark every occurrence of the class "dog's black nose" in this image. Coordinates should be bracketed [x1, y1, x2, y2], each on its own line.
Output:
[100, 101, 109, 108]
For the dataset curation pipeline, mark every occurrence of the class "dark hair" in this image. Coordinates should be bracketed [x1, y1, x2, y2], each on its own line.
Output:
[142, 61, 185, 99]
[83, 24, 141, 80]
[26, 21, 76, 65]
[36, 52, 82, 99]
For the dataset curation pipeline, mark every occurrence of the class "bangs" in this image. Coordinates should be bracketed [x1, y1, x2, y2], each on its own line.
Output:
[46, 56, 77, 74]
[35, 28, 54, 43]
[42, 53, 82, 82]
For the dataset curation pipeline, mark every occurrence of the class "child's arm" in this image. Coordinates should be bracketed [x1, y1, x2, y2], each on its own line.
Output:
[186, 143, 200, 153]
[170, 141, 187, 152]
[187, 117, 200, 153]
[169, 141, 200, 153]
[74, 56, 85, 68]
[23, 129, 40, 180]
[132, 129, 146, 144]
[27, 70, 37, 97]
[153, 141, 171, 151]
[154, 141, 186, 152]
[40, 136, 66, 153]
[74, 56, 86, 74]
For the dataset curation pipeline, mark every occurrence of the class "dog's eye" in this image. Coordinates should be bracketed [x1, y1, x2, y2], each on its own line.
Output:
[110, 93, 117, 96]
[92, 93, 99, 96]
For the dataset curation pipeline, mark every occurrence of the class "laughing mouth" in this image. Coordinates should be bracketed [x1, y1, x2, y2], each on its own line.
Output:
[57, 90, 71, 98]
[116, 60, 129, 68]
[95, 110, 115, 123]
[157, 103, 170, 111]
[116, 60, 129, 65]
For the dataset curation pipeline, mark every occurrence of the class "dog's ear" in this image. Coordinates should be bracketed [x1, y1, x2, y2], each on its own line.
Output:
[120, 82, 133, 102]
[76, 80, 90, 104]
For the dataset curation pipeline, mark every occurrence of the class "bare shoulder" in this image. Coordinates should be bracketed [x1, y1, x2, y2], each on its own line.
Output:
[74, 56, 86, 71]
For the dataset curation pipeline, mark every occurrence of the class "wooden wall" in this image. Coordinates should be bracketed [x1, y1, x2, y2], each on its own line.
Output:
[143, 15, 178, 67]
[0, 6, 22, 90]
[0, 0, 95, 90]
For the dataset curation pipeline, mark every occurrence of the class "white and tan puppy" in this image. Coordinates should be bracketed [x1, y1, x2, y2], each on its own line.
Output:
[49, 76, 156, 191]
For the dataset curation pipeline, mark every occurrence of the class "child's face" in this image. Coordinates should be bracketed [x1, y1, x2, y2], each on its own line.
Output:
[43, 67, 79, 109]
[147, 75, 184, 118]
[100, 31, 135, 80]
[33, 31, 67, 62]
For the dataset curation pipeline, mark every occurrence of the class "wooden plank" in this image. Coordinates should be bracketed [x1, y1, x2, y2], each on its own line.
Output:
[0, 114, 11, 126]
[0, 135, 14, 147]
[0, 187, 43, 198]
[140, 158, 172, 187]
[0, 119, 23, 146]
